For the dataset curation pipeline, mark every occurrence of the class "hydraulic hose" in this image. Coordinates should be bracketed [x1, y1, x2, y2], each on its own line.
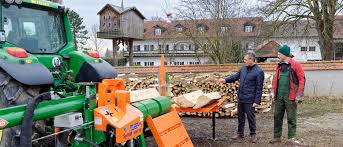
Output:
[18, 92, 51, 147]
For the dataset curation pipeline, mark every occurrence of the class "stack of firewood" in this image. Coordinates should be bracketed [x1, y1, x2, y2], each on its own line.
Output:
[170, 73, 239, 101]
[118, 72, 274, 118]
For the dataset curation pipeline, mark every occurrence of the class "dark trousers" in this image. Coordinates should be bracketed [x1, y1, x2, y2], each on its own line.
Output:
[237, 102, 256, 136]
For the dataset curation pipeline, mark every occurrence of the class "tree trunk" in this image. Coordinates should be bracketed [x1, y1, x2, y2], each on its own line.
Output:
[112, 39, 118, 66]
[323, 37, 334, 60]
[128, 40, 134, 66]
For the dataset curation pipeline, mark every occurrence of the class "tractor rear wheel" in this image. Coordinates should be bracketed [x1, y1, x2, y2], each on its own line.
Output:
[0, 69, 50, 147]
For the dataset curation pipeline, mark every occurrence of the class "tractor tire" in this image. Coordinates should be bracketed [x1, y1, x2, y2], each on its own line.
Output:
[0, 69, 48, 147]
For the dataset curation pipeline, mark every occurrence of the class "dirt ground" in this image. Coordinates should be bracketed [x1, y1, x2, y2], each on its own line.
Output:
[145, 97, 343, 147]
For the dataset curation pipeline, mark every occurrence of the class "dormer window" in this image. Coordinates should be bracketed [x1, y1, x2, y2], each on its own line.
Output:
[198, 27, 204, 32]
[155, 28, 162, 35]
[221, 26, 228, 33]
[244, 25, 253, 32]
[176, 27, 183, 32]
[197, 24, 208, 33]
[175, 24, 184, 32]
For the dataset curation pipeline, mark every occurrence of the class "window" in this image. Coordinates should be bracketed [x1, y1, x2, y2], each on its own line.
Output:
[144, 62, 154, 66]
[188, 44, 192, 50]
[144, 45, 149, 51]
[309, 46, 316, 51]
[189, 62, 200, 65]
[150, 45, 154, 51]
[174, 62, 184, 65]
[23, 22, 36, 36]
[166, 44, 169, 51]
[300, 47, 307, 52]
[198, 27, 205, 33]
[221, 26, 228, 33]
[3, 5, 66, 53]
[244, 25, 253, 32]
[176, 27, 183, 32]
[204, 44, 208, 49]
[180, 44, 185, 50]
[245, 43, 249, 50]
[155, 28, 162, 35]
[134, 45, 141, 51]
[134, 62, 141, 66]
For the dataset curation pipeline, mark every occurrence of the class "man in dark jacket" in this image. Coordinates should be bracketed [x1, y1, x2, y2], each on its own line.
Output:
[219, 52, 264, 143]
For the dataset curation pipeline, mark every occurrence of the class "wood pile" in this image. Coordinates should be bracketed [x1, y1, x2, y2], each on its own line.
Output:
[118, 72, 274, 118]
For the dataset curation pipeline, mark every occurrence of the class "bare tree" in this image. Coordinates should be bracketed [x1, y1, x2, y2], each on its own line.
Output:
[89, 24, 104, 52]
[151, 16, 164, 21]
[259, 0, 343, 60]
[175, 0, 245, 64]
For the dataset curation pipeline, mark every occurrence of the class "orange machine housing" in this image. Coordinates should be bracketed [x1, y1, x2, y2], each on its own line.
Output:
[94, 79, 143, 143]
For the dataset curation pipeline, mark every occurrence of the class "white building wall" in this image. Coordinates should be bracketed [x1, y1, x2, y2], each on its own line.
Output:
[269, 37, 322, 61]
[129, 39, 210, 66]
[131, 39, 197, 51]
[127, 56, 209, 66]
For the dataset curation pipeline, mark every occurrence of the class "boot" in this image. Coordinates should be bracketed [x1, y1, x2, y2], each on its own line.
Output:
[231, 134, 244, 140]
[251, 135, 257, 143]
[269, 138, 281, 144]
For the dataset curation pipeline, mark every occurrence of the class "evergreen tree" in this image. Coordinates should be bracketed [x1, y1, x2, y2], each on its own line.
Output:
[68, 10, 89, 50]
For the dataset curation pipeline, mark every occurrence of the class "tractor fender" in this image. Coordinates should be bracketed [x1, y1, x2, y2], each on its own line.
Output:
[75, 61, 117, 83]
[0, 60, 53, 85]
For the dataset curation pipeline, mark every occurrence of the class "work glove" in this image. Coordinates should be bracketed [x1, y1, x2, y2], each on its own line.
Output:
[296, 94, 304, 104]
[270, 91, 275, 102]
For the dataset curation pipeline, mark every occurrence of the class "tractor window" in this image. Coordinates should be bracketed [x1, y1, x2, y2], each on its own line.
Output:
[2, 4, 66, 53]
[23, 22, 36, 36]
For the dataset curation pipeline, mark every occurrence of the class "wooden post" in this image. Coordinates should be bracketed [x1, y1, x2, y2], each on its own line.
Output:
[112, 39, 118, 66]
[128, 39, 134, 66]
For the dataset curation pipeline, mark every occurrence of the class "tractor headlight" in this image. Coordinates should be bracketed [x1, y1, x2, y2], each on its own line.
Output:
[4, 0, 15, 4]
[15, 0, 22, 4]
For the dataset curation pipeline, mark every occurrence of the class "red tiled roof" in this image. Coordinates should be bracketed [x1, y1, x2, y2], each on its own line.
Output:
[261, 16, 343, 38]
[143, 17, 263, 40]
[255, 40, 281, 58]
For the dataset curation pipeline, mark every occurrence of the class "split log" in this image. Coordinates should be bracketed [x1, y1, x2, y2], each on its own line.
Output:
[193, 92, 221, 109]
[174, 90, 204, 108]
[129, 88, 160, 102]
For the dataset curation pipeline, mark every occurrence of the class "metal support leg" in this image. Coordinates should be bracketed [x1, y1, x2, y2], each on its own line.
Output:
[212, 112, 216, 140]
[138, 133, 146, 147]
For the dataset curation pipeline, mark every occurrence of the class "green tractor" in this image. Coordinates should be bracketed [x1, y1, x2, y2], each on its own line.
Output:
[0, 0, 180, 147]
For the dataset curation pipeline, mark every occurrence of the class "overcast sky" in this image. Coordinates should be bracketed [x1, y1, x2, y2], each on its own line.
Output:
[63, 0, 179, 29]
[63, 0, 180, 51]
[62, 0, 258, 51]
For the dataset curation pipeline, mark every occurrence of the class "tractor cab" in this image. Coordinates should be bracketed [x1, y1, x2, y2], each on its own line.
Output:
[1, 0, 66, 54]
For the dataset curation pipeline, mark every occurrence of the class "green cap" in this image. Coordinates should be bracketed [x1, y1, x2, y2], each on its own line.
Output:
[278, 45, 291, 57]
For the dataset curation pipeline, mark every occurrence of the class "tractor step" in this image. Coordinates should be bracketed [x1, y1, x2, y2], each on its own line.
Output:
[146, 107, 193, 147]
